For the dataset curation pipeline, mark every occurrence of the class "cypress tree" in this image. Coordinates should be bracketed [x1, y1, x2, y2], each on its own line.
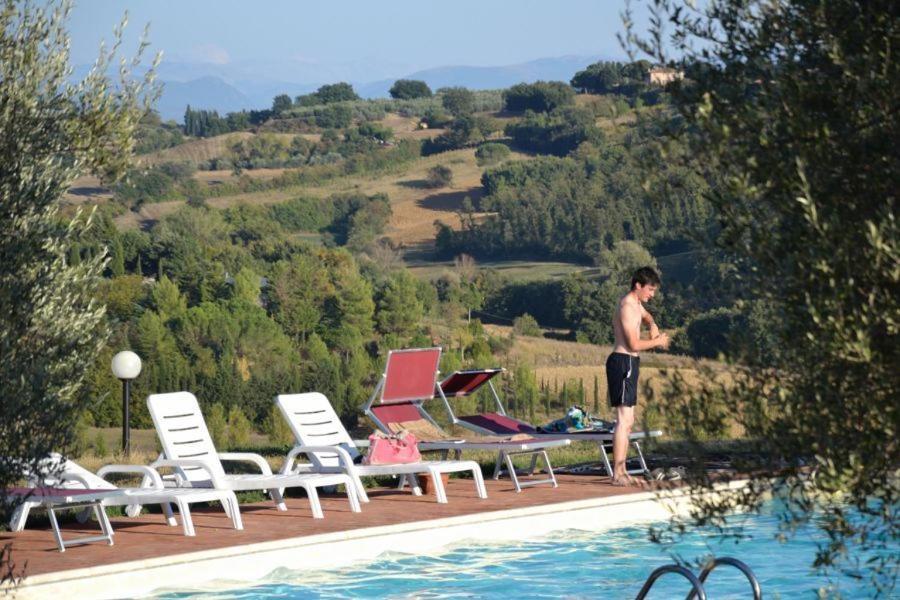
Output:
[110, 238, 125, 277]
[593, 374, 600, 414]
[543, 386, 551, 417]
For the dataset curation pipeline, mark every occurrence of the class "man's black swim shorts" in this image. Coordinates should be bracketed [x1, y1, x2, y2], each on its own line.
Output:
[606, 352, 639, 408]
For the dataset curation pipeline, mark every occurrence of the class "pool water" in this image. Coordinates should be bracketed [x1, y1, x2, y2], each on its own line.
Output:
[159, 505, 891, 599]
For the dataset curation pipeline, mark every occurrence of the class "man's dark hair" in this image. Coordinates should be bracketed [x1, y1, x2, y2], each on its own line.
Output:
[631, 267, 661, 289]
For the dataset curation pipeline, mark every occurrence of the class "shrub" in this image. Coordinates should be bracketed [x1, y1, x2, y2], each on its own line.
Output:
[475, 142, 511, 166]
[684, 307, 742, 359]
[207, 403, 228, 448]
[93, 431, 108, 457]
[504, 106, 601, 156]
[389, 79, 432, 100]
[426, 165, 453, 188]
[440, 87, 475, 117]
[513, 313, 542, 337]
[226, 406, 253, 448]
[264, 405, 294, 448]
[503, 81, 575, 112]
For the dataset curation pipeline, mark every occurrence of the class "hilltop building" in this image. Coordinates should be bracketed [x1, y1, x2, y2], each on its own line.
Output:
[649, 66, 684, 86]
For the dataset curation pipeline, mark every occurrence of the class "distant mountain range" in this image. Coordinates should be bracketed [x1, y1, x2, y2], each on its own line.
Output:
[117, 54, 607, 121]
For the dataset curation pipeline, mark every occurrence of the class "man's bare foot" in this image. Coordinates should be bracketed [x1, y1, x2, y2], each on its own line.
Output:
[610, 475, 645, 487]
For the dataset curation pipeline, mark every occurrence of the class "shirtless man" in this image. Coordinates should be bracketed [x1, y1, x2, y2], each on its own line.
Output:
[606, 267, 669, 486]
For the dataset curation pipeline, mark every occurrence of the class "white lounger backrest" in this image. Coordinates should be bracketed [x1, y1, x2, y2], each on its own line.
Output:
[276, 393, 361, 468]
[28, 453, 115, 490]
[147, 391, 226, 482]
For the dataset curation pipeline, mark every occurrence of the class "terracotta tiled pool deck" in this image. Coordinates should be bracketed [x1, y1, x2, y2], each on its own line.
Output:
[5, 473, 653, 581]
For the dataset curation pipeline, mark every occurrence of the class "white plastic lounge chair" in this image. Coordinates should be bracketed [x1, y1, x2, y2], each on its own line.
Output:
[10, 452, 244, 544]
[363, 348, 570, 492]
[276, 392, 487, 504]
[436, 368, 663, 478]
[6, 487, 117, 552]
[147, 391, 361, 519]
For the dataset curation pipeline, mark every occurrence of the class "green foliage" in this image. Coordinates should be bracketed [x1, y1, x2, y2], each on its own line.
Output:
[311, 82, 360, 104]
[475, 142, 511, 166]
[356, 122, 393, 142]
[312, 104, 353, 129]
[206, 404, 228, 449]
[182, 106, 261, 138]
[228, 134, 306, 170]
[271, 93, 293, 115]
[443, 119, 709, 262]
[135, 112, 184, 154]
[505, 106, 601, 156]
[503, 81, 575, 112]
[0, 0, 157, 548]
[326, 193, 392, 251]
[512, 313, 541, 337]
[99, 274, 146, 322]
[263, 404, 294, 448]
[92, 430, 108, 457]
[627, 0, 899, 590]
[563, 242, 659, 344]
[268, 196, 333, 232]
[389, 79, 432, 100]
[570, 60, 651, 96]
[426, 165, 453, 188]
[683, 307, 741, 359]
[114, 168, 176, 208]
[375, 270, 424, 338]
[483, 279, 570, 329]
[226, 405, 253, 448]
[511, 364, 539, 420]
[423, 115, 498, 155]
[440, 87, 476, 117]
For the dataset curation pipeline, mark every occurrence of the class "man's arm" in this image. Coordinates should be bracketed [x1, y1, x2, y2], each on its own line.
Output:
[621, 303, 668, 352]
[641, 304, 660, 339]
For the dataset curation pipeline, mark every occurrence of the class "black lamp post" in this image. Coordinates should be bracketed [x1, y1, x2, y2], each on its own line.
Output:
[111, 350, 142, 456]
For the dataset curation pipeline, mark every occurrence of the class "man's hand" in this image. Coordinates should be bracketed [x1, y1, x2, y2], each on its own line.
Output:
[655, 332, 670, 350]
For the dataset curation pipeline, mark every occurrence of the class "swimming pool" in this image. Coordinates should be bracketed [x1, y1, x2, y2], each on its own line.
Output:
[157, 504, 891, 599]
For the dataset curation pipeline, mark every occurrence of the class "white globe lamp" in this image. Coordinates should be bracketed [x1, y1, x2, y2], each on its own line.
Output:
[111, 351, 142, 456]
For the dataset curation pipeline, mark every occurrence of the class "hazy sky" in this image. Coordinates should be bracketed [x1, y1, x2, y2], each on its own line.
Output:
[67, 0, 646, 75]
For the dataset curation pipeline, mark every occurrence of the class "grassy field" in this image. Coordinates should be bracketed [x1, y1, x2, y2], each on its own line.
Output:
[407, 260, 598, 282]
[376, 113, 445, 140]
[138, 132, 301, 166]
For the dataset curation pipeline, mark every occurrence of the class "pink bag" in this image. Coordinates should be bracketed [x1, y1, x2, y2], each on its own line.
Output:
[364, 430, 421, 465]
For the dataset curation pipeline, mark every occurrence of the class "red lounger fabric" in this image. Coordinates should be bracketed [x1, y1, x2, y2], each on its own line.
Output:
[457, 413, 537, 435]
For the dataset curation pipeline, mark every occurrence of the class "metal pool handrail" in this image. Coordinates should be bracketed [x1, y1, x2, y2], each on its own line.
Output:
[687, 557, 762, 600]
[635, 565, 707, 600]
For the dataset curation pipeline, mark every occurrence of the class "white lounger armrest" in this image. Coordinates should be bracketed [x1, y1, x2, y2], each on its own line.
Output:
[151, 457, 224, 487]
[281, 445, 356, 475]
[57, 472, 92, 489]
[96, 465, 165, 489]
[217, 452, 273, 476]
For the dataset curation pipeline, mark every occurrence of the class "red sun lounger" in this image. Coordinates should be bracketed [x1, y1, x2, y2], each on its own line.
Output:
[363, 348, 570, 492]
